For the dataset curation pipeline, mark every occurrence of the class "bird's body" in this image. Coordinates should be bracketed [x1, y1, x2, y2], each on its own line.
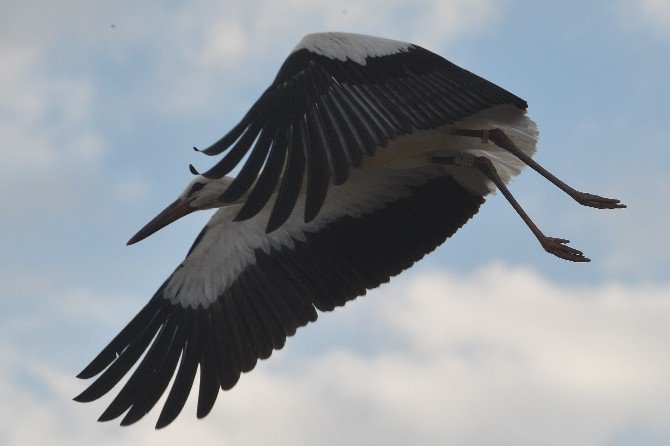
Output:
[168, 104, 537, 309]
[75, 32, 623, 428]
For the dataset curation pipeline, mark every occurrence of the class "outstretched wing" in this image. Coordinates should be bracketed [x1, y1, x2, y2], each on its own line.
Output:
[75, 174, 485, 428]
[195, 32, 525, 232]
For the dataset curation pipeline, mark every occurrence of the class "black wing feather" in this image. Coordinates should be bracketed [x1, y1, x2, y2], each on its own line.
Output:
[222, 297, 257, 373]
[325, 89, 367, 159]
[189, 45, 524, 230]
[121, 316, 183, 426]
[76, 174, 485, 427]
[209, 300, 240, 391]
[196, 311, 219, 418]
[303, 111, 331, 222]
[265, 125, 305, 232]
[234, 125, 288, 221]
[218, 124, 277, 204]
[203, 118, 265, 179]
[332, 81, 384, 151]
[197, 116, 250, 156]
[75, 305, 166, 404]
[232, 278, 274, 360]
[76, 295, 163, 380]
[155, 317, 199, 429]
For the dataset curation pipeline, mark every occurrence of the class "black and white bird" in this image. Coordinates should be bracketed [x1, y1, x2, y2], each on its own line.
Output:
[75, 32, 625, 428]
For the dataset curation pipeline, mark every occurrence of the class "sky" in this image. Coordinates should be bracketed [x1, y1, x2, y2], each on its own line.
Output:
[1, 0, 669, 444]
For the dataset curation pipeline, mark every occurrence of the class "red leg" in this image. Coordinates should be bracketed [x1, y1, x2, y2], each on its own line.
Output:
[433, 155, 590, 262]
[449, 128, 626, 209]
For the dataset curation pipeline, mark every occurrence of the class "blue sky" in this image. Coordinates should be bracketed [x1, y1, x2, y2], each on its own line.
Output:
[2, 1, 670, 444]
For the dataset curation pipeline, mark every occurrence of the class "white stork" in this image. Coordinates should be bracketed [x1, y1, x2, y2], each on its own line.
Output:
[75, 32, 625, 428]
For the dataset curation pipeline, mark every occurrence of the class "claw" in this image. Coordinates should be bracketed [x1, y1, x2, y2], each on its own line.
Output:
[542, 237, 590, 262]
[573, 192, 627, 209]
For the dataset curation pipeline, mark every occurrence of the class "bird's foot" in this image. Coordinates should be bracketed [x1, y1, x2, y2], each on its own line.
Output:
[572, 191, 626, 209]
[541, 237, 590, 262]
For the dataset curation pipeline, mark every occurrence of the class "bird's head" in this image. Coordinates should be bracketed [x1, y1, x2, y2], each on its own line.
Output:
[126, 176, 234, 245]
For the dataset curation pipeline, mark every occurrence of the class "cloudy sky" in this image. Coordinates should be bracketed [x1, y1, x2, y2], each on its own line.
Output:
[2, 0, 670, 444]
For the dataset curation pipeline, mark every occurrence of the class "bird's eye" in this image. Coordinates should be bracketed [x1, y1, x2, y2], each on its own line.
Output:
[188, 182, 206, 196]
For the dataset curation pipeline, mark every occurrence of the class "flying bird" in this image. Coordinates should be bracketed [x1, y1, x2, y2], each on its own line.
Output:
[75, 32, 625, 428]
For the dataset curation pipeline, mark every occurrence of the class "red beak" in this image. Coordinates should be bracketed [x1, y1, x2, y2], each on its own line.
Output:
[127, 197, 195, 245]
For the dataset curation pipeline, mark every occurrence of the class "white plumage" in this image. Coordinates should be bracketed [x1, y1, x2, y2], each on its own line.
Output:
[293, 32, 411, 65]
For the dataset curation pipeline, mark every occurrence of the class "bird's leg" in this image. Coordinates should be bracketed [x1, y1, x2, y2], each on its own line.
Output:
[432, 155, 590, 262]
[449, 128, 626, 209]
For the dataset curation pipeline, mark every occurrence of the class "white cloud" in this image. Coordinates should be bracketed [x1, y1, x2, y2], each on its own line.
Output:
[0, 43, 102, 171]
[187, 0, 506, 66]
[2, 264, 670, 445]
[132, 0, 508, 114]
[616, 0, 670, 39]
[637, 0, 670, 37]
[0, 38, 107, 221]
